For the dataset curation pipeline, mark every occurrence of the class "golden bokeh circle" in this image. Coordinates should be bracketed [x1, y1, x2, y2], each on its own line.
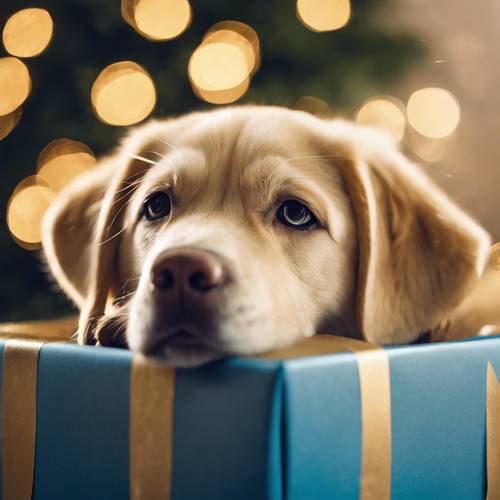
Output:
[192, 78, 250, 105]
[36, 138, 97, 192]
[297, 0, 351, 32]
[2, 8, 53, 58]
[91, 61, 157, 126]
[294, 96, 334, 117]
[489, 242, 500, 271]
[407, 87, 461, 139]
[189, 22, 259, 104]
[0, 107, 22, 141]
[189, 42, 249, 92]
[356, 96, 406, 142]
[121, 0, 191, 41]
[0, 57, 31, 115]
[7, 175, 56, 248]
[204, 21, 260, 75]
[406, 127, 453, 163]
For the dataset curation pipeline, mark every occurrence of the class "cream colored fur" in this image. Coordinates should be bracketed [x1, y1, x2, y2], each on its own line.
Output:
[41, 106, 492, 365]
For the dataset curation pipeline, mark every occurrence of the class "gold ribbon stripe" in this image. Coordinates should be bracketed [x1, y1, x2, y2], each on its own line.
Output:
[487, 362, 500, 500]
[0, 317, 78, 342]
[1, 340, 44, 500]
[130, 357, 175, 500]
[261, 334, 392, 500]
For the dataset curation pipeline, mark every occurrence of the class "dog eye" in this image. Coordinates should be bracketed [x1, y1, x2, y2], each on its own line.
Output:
[276, 199, 318, 229]
[142, 191, 172, 221]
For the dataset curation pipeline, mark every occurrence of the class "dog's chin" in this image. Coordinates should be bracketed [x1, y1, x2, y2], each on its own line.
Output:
[141, 330, 227, 368]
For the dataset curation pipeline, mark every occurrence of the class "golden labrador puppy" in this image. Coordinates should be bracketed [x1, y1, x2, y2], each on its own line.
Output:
[41, 106, 492, 366]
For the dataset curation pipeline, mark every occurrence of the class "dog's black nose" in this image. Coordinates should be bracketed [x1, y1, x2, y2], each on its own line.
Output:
[151, 248, 225, 295]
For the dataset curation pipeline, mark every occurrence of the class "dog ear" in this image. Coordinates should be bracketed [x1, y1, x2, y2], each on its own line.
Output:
[43, 148, 154, 344]
[315, 122, 491, 344]
[41, 158, 117, 310]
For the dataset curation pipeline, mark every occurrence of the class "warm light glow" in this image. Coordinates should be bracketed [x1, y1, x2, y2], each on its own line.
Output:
[490, 243, 500, 271]
[189, 22, 260, 104]
[407, 87, 460, 139]
[204, 21, 260, 75]
[36, 138, 97, 192]
[192, 78, 250, 105]
[356, 97, 406, 142]
[0, 107, 22, 141]
[91, 61, 157, 126]
[294, 96, 333, 117]
[189, 42, 249, 91]
[407, 131, 452, 163]
[0, 57, 31, 115]
[2, 8, 53, 58]
[121, 0, 191, 41]
[297, 0, 351, 32]
[7, 176, 56, 249]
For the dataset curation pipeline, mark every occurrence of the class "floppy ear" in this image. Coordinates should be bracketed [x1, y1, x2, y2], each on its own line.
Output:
[41, 158, 117, 310]
[42, 148, 154, 345]
[316, 122, 491, 344]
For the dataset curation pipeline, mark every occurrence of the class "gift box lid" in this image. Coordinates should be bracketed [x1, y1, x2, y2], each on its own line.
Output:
[1, 332, 500, 500]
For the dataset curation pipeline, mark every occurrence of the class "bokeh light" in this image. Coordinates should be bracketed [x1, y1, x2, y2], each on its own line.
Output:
[356, 96, 406, 142]
[294, 96, 334, 117]
[489, 242, 500, 271]
[296, 0, 351, 32]
[192, 78, 250, 105]
[121, 0, 191, 41]
[36, 138, 97, 192]
[189, 21, 260, 104]
[204, 21, 260, 74]
[91, 61, 157, 126]
[0, 57, 31, 115]
[406, 128, 453, 163]
[7, 176, 56, 250]
[407, 87, 460, 139]
[2, 8, 53, 58]
[0, 107, 22, 141]
[190, 43, 249, 91]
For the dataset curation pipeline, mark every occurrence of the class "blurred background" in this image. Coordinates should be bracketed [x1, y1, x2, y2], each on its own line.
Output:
[1, 0, 499, 321]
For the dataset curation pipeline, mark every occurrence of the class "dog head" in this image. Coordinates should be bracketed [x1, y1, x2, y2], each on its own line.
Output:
[42, 106, 490, 366]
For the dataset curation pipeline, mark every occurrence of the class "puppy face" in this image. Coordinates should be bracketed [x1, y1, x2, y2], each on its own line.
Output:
[118, 114, 357, 365]
[42, 106, 490, 366]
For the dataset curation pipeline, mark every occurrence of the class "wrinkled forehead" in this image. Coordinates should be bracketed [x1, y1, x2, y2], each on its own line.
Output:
[131, 111, 339, 210]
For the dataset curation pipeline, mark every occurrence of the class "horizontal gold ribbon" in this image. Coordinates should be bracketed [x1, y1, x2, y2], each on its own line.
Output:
[261, 334, 392, 500]
[0, 317, 78, 342]
[130, 356, 175, 500]
[1, 339, 44, 500]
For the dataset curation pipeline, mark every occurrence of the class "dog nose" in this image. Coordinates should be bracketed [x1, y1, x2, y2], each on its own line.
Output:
[151, 249, 224, 294]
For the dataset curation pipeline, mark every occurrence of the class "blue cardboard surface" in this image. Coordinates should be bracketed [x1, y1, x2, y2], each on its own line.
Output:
[0, 343, 283, 500]
[282, 337, 500, 500]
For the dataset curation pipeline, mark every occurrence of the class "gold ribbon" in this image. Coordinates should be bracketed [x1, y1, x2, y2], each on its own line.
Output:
[1, 339, 44, 500]
[0, 317, 78, 342]
[261, 334, 392, 500]
[130, 356, 175, 500]
[487, 362, 500, 500]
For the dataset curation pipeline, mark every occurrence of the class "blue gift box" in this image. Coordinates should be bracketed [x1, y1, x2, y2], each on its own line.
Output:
[1, 334, 499, 500]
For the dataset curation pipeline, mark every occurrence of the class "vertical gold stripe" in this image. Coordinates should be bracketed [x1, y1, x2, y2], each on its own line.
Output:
[350, 345, 392, 500]
[258, 335, 392, 500]
[130, 357, 175, 500]
[2, 340, 44, 500]
[487, 362, 500, 500]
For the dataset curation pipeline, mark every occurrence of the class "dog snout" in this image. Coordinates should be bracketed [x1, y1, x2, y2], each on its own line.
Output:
[151, 248, 225, 297]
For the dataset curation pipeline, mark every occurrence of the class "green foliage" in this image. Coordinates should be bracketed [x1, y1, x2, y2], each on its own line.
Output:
[0, 0, 424, 320]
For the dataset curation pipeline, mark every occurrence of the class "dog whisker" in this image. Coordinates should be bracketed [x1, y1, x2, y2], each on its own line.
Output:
[128, 153, 158, 165]
[151, 137, 181, 156]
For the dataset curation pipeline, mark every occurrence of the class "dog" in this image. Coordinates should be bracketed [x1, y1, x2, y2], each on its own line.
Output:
[41, 105, 493, 367]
